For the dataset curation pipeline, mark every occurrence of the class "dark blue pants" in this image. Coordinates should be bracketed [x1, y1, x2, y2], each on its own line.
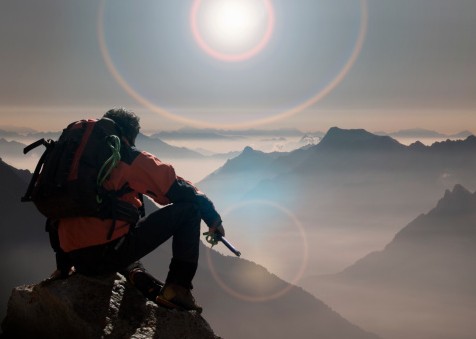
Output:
[69, 202, 201, 289]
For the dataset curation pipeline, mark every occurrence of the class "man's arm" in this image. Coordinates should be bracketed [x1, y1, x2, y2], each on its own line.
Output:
[165, 178, 223, 230]
[128, 151, 223, 230]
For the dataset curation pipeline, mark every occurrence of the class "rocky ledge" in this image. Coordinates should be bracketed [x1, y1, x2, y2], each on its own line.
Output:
[1, 273, 220, 339]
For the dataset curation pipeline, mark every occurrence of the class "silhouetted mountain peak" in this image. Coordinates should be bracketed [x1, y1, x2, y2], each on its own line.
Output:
[318, 127, 403, 151]
[390, 128, 446, 138]
[452, 131, 475, 138]
[466, 134, 476, 142]
[408, 140, 426, 150]
[210, 146, 269, 175]
[429, 134, 476, 151]
[233, 146, 268, 160]
[242, 145, 254, 153]
[388, 184, 476, 246]
[447, 183, 471, 196]
[326, 127, 372, 138]
[435, 184, 475, 213]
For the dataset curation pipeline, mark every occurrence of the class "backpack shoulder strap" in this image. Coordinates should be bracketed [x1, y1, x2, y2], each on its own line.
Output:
[21, 139, 55, 202]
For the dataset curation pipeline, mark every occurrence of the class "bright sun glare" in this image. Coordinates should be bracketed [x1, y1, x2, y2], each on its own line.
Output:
[205, 1, 261, 47]
[191, 0, 274, 61]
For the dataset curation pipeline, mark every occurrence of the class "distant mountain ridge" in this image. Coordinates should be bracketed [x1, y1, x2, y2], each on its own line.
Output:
[0, 131, 206, 164]
[375, 128, 474, 139]
[0, 138, 29, 157]
[200, 127, 476, 205]
[1, 125, 470, 142]
[151, 127, 306, 140]
[1, 132, 209, 174]
[199, 128, 476, 201]
[317, 127, 405, 152]
[135, 133, 204, 159]
[198, 127, 476, 279]
[0, 130, 61, 143]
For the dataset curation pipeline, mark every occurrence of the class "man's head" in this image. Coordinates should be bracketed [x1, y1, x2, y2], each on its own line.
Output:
[103, 108, 140, 146]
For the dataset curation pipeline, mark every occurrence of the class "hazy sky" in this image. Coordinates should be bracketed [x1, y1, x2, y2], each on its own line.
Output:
[0, 0, 475, 133]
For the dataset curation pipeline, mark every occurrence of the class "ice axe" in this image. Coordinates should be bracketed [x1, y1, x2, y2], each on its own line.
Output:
[203, 231, 241, 257]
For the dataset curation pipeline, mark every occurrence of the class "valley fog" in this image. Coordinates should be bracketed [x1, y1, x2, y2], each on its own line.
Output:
[307, 281, 476, 339]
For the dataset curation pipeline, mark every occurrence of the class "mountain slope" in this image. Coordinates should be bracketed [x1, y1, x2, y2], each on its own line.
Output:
[0, 159, 50, 326]
[334, 184, 476, 293]
[198, 146, 286, 205]
[0, 159, 45, 246]
[135, 133, 204, 159]
[302, 185, 476, 339]
[144, 242, 380, 339]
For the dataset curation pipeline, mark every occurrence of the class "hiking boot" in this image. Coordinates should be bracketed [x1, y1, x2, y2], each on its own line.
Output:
[128, 268, 164, 300]
[156, 283, 203, 313]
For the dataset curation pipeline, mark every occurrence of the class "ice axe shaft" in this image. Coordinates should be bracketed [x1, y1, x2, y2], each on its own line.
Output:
[203, 232, 241, 257]
[218, 234, 241, 257]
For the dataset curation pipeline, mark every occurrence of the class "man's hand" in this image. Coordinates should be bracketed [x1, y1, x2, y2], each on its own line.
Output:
[209, 223, 225, 237]
[204, 223, 225, 247]
[203, 223, 240, 256]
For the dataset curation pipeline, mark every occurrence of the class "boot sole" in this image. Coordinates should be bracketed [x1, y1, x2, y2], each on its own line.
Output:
[155, 295, 183, 310]
[155, 295, 202, 313]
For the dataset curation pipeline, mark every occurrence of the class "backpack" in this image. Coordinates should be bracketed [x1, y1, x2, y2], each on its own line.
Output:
[22, 118, 144, 238]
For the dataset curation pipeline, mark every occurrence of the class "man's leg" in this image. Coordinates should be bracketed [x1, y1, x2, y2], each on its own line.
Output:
[70, 202, 202, 310]
[126, 202, 203, 312]
[126, 202, 202, 289]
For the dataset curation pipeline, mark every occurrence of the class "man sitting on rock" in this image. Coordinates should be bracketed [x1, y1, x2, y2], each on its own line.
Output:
[49, 107, 225, 313]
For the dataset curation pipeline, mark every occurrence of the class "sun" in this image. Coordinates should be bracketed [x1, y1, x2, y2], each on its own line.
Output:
[191, 0, 274, 62]
[204, 1, 262, 49]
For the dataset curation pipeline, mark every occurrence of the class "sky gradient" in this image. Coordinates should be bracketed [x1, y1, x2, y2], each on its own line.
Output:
[0, 0, 475, 133]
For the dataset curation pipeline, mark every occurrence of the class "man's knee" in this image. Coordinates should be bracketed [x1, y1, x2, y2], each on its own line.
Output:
[175, 202, 201, 221]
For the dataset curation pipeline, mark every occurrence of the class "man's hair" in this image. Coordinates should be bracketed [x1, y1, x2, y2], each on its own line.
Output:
[103, 108, 140, 145]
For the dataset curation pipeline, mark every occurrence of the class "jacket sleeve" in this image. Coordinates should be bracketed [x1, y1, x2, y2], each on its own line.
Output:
[126, 151, 176, 206]
[166, 176, 223, 228]
[129, 151, 222, 228]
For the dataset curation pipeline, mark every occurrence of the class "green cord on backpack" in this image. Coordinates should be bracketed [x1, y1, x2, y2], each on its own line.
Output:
[96, 135, 122, 204]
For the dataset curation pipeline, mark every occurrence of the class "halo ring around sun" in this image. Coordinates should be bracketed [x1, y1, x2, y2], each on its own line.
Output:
[97, 0, 368, 129]
[204, 200, 309, 302]
[190, 0, 275, 62]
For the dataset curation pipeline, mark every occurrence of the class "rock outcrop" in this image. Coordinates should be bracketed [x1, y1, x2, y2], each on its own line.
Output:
[1, 273, 220, 339]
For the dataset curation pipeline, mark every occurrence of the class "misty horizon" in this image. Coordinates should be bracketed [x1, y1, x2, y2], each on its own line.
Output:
[1, 126, 474, 182]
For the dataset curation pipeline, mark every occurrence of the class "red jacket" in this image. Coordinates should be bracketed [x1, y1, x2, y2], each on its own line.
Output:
[58, 145, 221, 252]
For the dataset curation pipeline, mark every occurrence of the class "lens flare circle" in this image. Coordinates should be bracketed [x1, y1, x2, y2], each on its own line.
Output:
[97, 0, 368, 129]
[205, 200, 309, 302]
[190, 0, 275, 62]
